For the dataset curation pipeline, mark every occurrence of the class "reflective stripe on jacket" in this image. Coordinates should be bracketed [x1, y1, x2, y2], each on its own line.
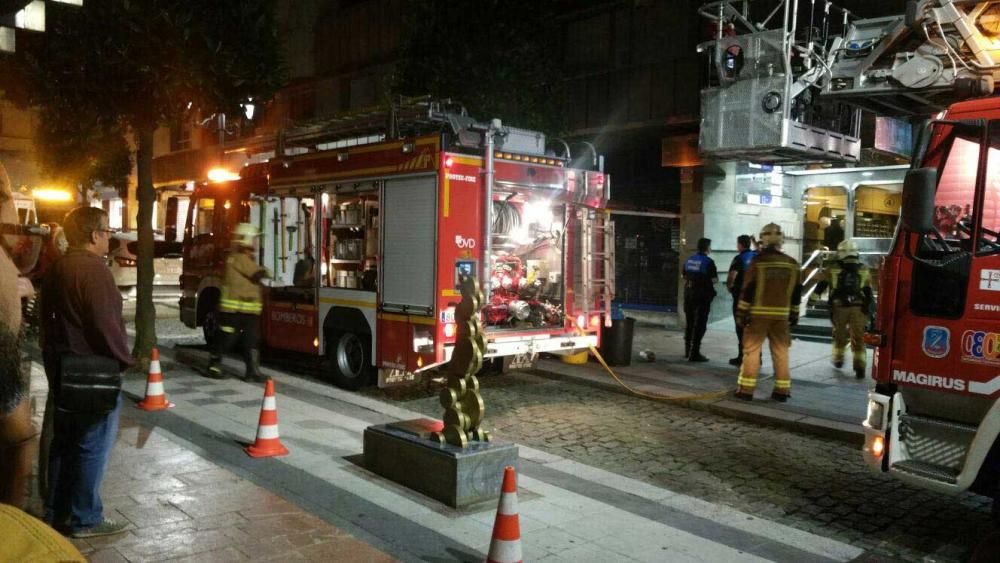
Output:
[737, 248, 802, 319]
[220, 250, 268, 315]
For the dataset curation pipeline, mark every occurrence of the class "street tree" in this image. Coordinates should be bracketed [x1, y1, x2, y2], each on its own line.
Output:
[2, 0, 285, 364]
[393, 0, 566, 134]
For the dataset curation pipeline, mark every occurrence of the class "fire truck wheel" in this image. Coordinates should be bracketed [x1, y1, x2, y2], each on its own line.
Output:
[328, 331, 372, 390]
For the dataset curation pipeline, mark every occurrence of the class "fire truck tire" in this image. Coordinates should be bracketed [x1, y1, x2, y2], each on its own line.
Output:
[327, 331, 372, 390]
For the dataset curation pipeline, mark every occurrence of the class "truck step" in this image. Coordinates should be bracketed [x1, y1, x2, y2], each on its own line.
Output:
[900, 414, 978, 435]
[891, 460, 960, 485]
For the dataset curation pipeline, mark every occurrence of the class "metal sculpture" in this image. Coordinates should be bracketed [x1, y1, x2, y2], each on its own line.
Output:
[432, 275, 490, 447]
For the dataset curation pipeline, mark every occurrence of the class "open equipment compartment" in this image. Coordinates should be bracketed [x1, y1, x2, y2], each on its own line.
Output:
[485, 187, 566, 331]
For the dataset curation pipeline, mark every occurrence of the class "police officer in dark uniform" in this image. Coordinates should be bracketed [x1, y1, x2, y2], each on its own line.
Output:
[683, 238, 718, 362]
[726, 235, 756, 366]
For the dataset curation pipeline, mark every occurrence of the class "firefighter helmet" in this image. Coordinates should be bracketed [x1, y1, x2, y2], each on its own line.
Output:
[838, 239, 860, 263]
[233, 223, 261, 247]
[758, 223, 784, 248]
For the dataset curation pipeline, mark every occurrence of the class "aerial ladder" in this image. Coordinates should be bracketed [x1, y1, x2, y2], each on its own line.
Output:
[698, 0, 1000, 164]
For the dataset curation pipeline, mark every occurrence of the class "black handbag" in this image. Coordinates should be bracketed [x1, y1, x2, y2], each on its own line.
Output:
[58, 355, 122, 414]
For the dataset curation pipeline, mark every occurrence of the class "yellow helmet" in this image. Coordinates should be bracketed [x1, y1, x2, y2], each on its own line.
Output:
[837, 239, 860, 263]
[758, 222, 784, 248]
[233, 223, 260, 247]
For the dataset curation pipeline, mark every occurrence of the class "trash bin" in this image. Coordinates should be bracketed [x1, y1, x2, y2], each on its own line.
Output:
[600, 317, 635, 367]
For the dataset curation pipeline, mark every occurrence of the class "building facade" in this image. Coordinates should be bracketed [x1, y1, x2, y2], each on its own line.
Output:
[144, 0, 914, 315]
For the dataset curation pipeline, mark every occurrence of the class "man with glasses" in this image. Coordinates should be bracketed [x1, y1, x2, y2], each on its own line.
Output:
[40, 206, 132, 538]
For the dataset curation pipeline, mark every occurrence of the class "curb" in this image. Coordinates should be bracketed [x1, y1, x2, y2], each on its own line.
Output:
[527, 363, 864, 446]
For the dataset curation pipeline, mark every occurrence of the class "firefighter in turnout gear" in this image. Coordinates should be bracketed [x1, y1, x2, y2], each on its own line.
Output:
[682, 238, 718, 362]
[816, 240, 873, 379]
[206, 224, 271, 382]
[734, 223, 802, 402]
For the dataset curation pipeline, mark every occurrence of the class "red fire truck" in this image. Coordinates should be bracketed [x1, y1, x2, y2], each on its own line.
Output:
[180, 105, 613, 389]
[863, 98, 1000, 507]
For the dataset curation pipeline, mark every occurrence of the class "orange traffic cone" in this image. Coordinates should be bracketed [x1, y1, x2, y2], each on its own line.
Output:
[245, 378, 289, 458]
[487, 466, 522, 563]
[136, 348, 174, 411]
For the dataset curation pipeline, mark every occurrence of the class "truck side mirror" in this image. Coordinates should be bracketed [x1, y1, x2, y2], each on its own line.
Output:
[901, 168, 936, 234]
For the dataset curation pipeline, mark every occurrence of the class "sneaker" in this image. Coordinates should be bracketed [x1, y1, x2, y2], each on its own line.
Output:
[770, 391, 789, 403]
[833, 360, 844, 369]
[855, 367, 865, 379]
[728, 357, 742, 366]
[734, 390, 753, 401]
[70, 518, 128, 539]
[688, 353, 709, 362]
[204, 365, 226, 379]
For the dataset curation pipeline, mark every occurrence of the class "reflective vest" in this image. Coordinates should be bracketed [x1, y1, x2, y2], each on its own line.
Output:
[737, 248, 802, 319]
[220, 250, 268, 315]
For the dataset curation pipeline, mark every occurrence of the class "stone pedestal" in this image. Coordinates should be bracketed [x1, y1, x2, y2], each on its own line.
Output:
[363, 419, 518, 508]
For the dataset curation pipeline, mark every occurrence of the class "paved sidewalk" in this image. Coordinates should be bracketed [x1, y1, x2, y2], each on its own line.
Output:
[21, 362, 393, 562]
[533, 321, 870, 443]
[159, 346, 863, 562]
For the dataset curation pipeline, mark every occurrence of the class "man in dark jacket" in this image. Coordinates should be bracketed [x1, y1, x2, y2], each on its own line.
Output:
[682, 238, 718, 362]
[40, 206, 132, 539]
[726, 235, 756, 366]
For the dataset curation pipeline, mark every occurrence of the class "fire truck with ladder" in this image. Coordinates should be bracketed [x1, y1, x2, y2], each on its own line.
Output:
[179, 100, 613, 390]
[699, 0, 1000, 512]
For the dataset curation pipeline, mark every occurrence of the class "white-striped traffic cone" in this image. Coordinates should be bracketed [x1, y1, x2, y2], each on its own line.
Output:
[245, 378, 289, 458]
[136, 348, 174, 411]
[487, 466, 522, 563]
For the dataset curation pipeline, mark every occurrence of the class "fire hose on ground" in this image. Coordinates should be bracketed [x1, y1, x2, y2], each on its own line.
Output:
[567, 317, 772, 402]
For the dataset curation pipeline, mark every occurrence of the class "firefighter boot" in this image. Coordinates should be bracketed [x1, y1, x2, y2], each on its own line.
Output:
[855, 366, 865, 379]
[684, 340, 691, 359]
[244, 349, 266, 383]
[770, 391, 789, 402]
[205, 356, 226, 379]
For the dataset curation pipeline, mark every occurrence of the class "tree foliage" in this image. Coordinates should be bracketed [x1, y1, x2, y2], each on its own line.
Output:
[33, 109, 132, 198]
[394, 0, 566, 134]
[5, 0, 285, 131]
[1, 0, 285, 362]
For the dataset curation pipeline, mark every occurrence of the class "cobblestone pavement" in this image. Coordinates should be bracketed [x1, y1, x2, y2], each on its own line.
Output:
[366, 372, 995, 562]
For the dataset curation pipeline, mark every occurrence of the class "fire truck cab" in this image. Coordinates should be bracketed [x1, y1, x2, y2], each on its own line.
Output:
[180, 107, 612, 390]
[864, 98, 1000, 504]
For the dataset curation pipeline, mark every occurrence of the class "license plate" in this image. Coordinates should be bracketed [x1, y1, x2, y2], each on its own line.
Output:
[504, 352, 538, 371]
